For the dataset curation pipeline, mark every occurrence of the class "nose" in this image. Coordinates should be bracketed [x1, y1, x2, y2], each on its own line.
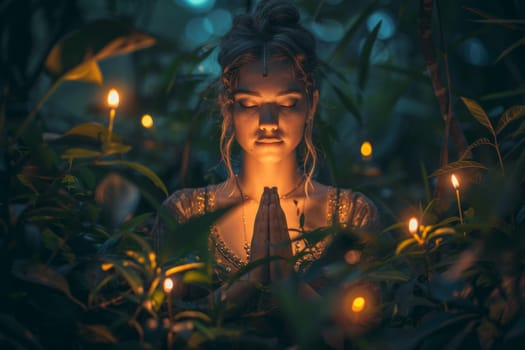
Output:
[258, 103, 278, 131]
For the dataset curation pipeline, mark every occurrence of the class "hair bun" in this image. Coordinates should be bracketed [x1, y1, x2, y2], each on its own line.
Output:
[254, 1, 300, 32]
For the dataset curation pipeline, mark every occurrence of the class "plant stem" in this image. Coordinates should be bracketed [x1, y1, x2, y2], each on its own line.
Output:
[15, 79, 61, 139]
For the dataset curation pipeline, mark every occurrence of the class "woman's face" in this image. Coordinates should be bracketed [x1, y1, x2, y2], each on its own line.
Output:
[231, 59, 317, 165]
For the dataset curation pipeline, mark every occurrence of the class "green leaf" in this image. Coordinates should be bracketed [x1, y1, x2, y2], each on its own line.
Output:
[45, 19, 155, 83]
[62, 60, 103, 84]
[77, 324, 117, 344]
[120, 212, 154, 231]
[11, 260, 85, 309]
[459, 137, 493, 160]
[358, 20, 381, 91]
[460, 97, 495, 136]
[496, 105, 525, 134]
[182, 270, 211, 284]
[0, 313, 45, 350]
[330, 0, 380, 63]
[110, 260, 144, 296]
[427, 227, 457, 241]
[512, 119, 525, 138]
[95, 160, 168, 196]
[64, 122, 108, 140]
[430, 160, 488, 177]
[495, 35, 525, 63]
[395, 238, 417, 255]
[324, 78, 361, 123]
[16, 174, 38, 194]
[61, 148, 102, 160]
[102, 142, 132, 155]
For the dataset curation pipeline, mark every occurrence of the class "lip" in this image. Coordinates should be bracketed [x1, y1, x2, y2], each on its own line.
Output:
[256, 138, 283, 144]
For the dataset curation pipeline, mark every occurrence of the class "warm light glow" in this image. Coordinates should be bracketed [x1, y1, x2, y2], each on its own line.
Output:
[351, 296, 366, 312]
[408, 217, 418, 234]
[163, 278, 174, 293]
[451, 174, 460, 190]
[360, 141, 373, 159]
[141, 114, 154, 128]
[107, 89, 120, 109]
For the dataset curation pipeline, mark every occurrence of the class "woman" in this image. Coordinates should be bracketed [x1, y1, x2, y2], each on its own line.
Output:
[153, 0, 378, 309]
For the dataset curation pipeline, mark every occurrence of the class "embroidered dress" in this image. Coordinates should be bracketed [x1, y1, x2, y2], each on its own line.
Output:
[152, 185, 378, 279]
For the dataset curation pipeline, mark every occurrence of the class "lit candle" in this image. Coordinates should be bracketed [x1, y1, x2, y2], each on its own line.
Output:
[451, 174, 464, 225]
[408, 217, 423, 245]
[163, 277, 174, 323]
[106, 89, 119, 142]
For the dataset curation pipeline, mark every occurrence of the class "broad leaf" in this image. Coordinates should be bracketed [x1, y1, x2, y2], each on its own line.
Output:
[95, 160, 168, 196]
[77, 324, 117, 344]
[64, 122, 108, 140]
[45, 19, 155, 83]
[11, 260, 85, 308]
[460, 97, 494, 136]
[396, 238, 417, 255]
[61, 148, 102, 160]
[496, 105, 525, 134]
[459, 137, 493, 160]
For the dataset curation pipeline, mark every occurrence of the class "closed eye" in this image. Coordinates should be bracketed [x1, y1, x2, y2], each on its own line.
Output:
[280, 99, 297, 108]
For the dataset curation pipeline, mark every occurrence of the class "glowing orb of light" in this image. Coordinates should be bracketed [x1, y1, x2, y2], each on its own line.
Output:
[408, 217, 418, 234]
[360, 141, 373, 159]
[351, 296, 366, 312]
[141, 114, 154, 128]
[107, 89, 119, 108]
[163, 278, 174, 293]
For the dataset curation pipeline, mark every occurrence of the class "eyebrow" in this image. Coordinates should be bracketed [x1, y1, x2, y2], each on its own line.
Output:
[232, 89, 303, 97]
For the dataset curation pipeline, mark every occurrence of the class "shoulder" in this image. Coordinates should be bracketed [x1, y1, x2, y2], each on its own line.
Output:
[161, 184, 219, 223]
[332, 187, 379, 230]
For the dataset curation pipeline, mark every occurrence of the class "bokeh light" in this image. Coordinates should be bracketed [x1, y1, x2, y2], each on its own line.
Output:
[176, 0, 215, 12]
[367, 10, 396, 40]
[310, 19, 344, 42]
[141, 114, 154, 128]
[360, 141, 373, 159]
[461, 38, 489, 66]
[351, 296, 366, 312]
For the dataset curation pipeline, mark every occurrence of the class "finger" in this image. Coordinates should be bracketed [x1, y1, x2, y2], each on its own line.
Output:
[269, 187, 293, 280]
[251, 187, 270, 261]
[248, 188, 270, 284]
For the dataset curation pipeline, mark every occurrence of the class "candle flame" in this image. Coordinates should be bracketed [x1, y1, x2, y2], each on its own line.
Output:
[141, 114, 154, 128]
[107, 89, 119, 108]
[408, 217, 418, 234]
[451, 174, 459, 190]
[163, 277, 174, 293]
[360, 141, 373, 159]
[351, 296, 366, 312]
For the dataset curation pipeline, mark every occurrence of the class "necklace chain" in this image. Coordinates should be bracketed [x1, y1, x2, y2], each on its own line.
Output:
[233, 174, 306, 261]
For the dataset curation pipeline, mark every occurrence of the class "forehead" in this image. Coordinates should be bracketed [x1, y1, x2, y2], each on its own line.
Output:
[235, 59, 305, 93]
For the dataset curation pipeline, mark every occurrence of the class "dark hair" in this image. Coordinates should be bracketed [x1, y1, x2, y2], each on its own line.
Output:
[217, 0, 319, 188]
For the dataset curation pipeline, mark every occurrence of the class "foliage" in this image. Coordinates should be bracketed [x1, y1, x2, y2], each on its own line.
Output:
[1, 1, 525, 349]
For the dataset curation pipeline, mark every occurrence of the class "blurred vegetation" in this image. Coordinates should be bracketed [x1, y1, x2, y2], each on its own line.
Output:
[1, 0, 525, 349]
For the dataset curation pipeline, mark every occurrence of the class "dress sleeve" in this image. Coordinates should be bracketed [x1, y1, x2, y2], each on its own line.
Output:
[151, 187, 209, 254]
[337, 189, 380, 231]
